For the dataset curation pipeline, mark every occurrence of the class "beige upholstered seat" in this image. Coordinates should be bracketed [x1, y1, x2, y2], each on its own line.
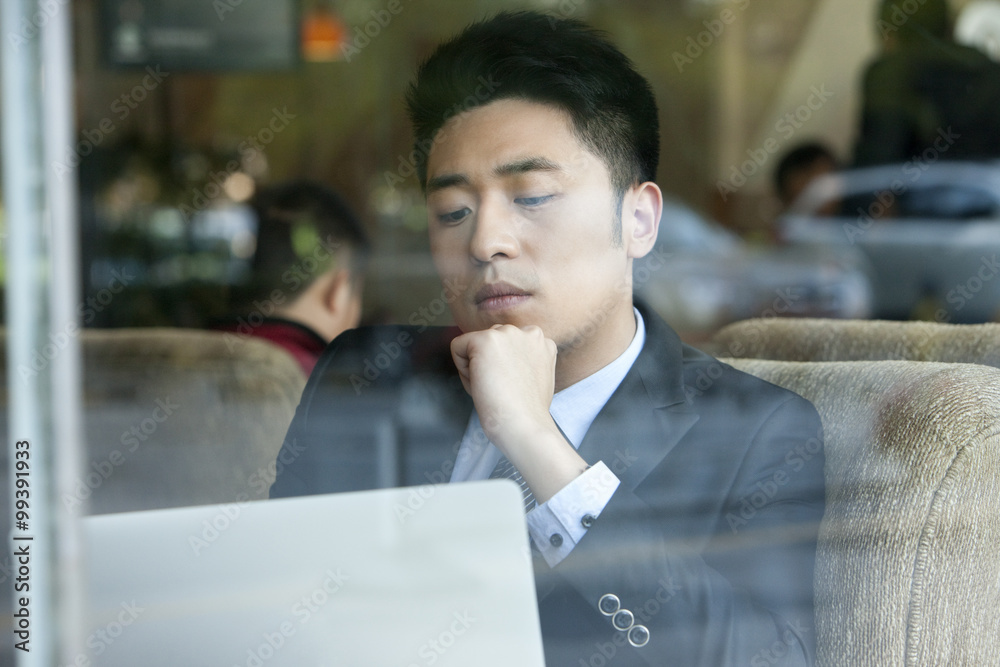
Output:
[78, 328, 309, 513]
[722, 357, 1000, 666]
[712, 319, 1000, 367]
[0, 328, 308, 515]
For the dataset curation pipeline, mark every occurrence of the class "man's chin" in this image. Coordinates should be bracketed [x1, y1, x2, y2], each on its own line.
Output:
[463, 312, 541, 333]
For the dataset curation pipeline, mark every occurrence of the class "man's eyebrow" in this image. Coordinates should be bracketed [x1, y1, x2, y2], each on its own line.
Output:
[426, 173, 470, 194]
[426, 157, 563, 195]
[493, 157, 562, 177]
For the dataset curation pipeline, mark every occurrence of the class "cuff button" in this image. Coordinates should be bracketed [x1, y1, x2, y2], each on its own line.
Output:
[549, 533, 563, 547]
[627, 624, 650, 648]
[580, 513, 596, 528]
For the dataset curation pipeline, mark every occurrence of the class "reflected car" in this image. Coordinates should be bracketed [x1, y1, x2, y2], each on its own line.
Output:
[779, 161, 1000, 323]
[634, 200, 873, 338]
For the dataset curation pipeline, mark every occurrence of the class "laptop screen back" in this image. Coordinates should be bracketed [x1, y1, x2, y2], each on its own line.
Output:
[82, 480, 545, 667]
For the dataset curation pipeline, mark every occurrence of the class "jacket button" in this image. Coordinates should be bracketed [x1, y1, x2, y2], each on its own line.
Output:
[628, 624, 650, 647]
[598, 594, 620, 615]
[549, 533, 563, 547]
[612, 608, 635, 631]
[581, 513, 596, 528]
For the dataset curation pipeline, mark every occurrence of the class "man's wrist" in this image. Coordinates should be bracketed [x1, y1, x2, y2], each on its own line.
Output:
[499, 425, 588, 505]
[487, 412, 560, 454]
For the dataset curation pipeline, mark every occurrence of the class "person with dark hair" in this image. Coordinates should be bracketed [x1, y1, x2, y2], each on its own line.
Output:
[215, 180, 370, 374]
[271, 12, 824, 666]
[854, 0, 1000, 166]
[774, 142, 839, 210]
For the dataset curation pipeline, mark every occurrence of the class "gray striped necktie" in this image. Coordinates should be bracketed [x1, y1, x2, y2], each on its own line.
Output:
[489, 454, 536, 512]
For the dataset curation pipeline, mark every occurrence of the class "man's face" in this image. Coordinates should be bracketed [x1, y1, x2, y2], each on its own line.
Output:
[424, 98, 648, 355]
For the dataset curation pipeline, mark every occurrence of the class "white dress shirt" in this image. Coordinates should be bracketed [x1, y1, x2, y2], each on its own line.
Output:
[449, 308, 647, 567]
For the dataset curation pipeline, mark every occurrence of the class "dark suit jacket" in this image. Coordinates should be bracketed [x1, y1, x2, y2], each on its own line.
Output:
[271, 304, 826, 666]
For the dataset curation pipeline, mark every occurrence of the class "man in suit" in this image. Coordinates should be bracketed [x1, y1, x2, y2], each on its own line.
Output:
[271, 12, 825, 666]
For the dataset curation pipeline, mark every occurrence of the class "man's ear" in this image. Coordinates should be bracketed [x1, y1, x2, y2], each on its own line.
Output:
[624, 181, 662, 259]
[321, 268, 362, 330]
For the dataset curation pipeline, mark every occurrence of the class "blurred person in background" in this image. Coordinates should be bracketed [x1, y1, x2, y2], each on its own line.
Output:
[854, 0, 1000, 166]
[214, 180, 370, 374]
[774, 142, 840, 214]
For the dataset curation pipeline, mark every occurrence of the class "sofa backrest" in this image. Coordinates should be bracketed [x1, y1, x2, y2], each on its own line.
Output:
[723, 357, 1000, 666]
[713, 319, 1000, 367]
[1, 327, 308, 515]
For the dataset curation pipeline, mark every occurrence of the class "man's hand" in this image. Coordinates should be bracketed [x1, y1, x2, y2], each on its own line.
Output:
[451, 324, 557, 437]
[451, 325, 588, 504]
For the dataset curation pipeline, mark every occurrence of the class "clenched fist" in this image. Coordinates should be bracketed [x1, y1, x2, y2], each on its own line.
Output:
[451, 324, 588, 504]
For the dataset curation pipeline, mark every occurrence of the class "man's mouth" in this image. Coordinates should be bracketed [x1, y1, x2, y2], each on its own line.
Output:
[474, 282, 532, 310]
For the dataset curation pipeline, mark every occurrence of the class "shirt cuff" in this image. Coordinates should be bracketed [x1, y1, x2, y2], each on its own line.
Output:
[526, 461, 620, 568]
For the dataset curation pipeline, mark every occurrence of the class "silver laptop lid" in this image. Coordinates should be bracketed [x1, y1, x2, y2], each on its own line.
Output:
[82, 480, 545, 667]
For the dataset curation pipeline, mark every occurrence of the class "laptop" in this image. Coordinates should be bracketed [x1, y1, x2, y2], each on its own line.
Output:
[82, 480, 545, 666]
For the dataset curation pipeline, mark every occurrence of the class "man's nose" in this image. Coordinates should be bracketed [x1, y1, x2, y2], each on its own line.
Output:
[469, 197, 520, 264]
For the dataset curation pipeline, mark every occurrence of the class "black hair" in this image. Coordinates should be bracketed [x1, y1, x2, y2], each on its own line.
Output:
[405, 11, 660, 201]
[248, 180, 370, 301]
[774, 143, 838, 201]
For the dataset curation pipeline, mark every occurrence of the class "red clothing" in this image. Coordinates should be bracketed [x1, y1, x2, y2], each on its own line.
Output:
[214, 317, 327, 375]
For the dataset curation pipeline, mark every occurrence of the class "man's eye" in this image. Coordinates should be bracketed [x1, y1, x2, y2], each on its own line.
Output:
[516, 195, 553, 207]
[438, 208, 471, 224]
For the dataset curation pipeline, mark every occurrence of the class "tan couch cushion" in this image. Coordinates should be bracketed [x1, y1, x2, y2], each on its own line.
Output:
[722, 358, 1000, 666]
[713, 319, 1000, 367]
[75, 328, 308, 513]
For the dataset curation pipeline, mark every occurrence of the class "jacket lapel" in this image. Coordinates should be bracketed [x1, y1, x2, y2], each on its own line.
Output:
[577, 304, 699, 492]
